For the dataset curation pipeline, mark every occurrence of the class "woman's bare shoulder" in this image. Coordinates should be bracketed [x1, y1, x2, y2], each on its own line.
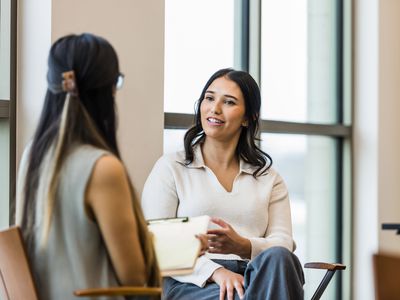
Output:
[91, 155, 127, 185]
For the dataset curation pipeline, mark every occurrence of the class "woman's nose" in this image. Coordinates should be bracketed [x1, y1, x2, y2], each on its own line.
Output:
[211, 101, 221, 114]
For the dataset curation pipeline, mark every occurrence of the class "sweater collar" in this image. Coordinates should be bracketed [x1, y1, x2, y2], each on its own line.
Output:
[176, 145, 255, 175]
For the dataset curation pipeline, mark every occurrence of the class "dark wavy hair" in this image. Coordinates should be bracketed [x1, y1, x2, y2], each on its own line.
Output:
[20, 33, 160, 286]
[183, 68, 272, 177]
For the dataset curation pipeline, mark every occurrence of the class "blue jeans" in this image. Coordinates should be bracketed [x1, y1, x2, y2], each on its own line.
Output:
[162, 247, 305, 300]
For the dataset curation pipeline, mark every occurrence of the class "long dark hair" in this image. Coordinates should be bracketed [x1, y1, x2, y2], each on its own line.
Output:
[19, 33, 160, 286]
[184, 68, 272, 177]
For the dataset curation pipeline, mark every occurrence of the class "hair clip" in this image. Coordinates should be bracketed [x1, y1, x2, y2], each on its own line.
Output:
[62, 70, 79, 96]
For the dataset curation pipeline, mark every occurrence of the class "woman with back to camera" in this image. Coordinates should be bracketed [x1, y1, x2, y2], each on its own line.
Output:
[16, 33, 160, 300]
[142, 68, 305, 300]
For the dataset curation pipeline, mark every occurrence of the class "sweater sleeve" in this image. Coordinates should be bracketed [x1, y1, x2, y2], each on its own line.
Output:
[141, 156, 179, 219]
[248, 172, 295, 259]
[142, 156, 222, 286]
[172, 256, 222, 287]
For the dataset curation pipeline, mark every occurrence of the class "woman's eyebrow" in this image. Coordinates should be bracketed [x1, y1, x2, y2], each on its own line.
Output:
[223, 94, 238, 100]
[205, 90, 238, 100]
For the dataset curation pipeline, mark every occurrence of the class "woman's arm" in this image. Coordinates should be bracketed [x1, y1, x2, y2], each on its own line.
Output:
[248, 172, 294, 258]
[142, 155, 221, 287]
[85, 155, 146, 286]
[207, 172, 294, 260]
[141, 156, 179, 219]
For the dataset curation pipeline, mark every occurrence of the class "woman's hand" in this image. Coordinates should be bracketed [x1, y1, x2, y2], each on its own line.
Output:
[207, 218, 251, 259]
[195, 234, 209, 256]
[210, 267, 245, 300]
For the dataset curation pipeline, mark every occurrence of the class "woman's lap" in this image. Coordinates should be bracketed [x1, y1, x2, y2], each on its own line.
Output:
[162, 247, 304, 300]
[163, 260, 246, 300]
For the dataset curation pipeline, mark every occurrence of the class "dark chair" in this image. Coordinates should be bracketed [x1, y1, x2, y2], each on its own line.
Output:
[0, 226, 345, 300]
[305, 262, 346, 300]
[0, 226, 162, 300]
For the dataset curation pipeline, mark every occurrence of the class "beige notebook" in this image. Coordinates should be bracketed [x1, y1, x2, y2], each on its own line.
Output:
[147, 215, 210, 276]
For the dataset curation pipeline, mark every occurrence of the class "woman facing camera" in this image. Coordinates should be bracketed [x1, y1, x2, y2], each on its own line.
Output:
[142, 68, 304, 300]
[16, 33, 160, 300]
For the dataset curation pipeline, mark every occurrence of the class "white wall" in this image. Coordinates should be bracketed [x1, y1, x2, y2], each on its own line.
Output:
[17, 0, 52, 163]
[353, 0, 400, 299]
[17, 0, 164, 195]
[377, 0, 400, 253]
[353, 1, 379, 299]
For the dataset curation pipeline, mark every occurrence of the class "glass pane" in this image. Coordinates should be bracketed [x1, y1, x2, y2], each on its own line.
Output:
[0, 119, 10, 228]
[261, 133, 338, 299]
[260, 0, 338, 123]
[0, 0, 11, 100]
[163, 129, 186, 154]
[164, 0, 234, 113]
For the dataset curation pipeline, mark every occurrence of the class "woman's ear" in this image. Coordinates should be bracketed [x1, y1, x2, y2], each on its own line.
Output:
[242, 119, 248, 127]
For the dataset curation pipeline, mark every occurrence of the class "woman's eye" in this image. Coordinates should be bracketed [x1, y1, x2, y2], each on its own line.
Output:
[205, 96, 214, 101]
[225, 100, 235, 105]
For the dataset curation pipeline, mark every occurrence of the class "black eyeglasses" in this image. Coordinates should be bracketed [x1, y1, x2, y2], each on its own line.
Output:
[116, 73, 125, 90]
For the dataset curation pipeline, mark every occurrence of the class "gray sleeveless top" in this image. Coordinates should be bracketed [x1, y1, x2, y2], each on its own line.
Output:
[17, 144, 124, 300]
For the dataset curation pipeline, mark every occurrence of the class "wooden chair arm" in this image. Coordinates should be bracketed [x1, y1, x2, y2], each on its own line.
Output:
[305, 262, 346, 300]
[74, 286, 162, 297]
[304, 262, 346, 271]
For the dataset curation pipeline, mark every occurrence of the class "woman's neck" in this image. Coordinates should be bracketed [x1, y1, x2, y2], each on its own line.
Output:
[201, 138, 239, 170]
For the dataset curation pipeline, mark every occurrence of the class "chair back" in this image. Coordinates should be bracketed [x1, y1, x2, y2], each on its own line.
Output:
[373, 252, 400, 300]
[0, 226, 38, 300]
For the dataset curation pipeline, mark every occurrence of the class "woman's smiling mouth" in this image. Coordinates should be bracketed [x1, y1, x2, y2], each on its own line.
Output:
[207, 117, 225, 125]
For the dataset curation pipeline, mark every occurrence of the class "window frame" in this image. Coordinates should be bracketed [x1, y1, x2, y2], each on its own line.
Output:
[164, 0, 352, 298]
[0, 0, 17, 225]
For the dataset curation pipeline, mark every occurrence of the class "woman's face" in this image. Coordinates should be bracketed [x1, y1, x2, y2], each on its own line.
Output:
[200, 76, 247, 143]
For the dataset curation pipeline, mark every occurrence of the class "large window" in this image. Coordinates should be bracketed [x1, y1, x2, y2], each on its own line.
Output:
[259, 1, 351, 299]
[0, 0, 16, 228]
[164, 1, 351, 299]
[164, 0, 235, 114]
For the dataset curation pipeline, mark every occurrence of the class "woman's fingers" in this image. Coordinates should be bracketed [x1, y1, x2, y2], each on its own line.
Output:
[207, 233, 226, 245]
[206, 233, 219, 239]
[234, 281, 245, 299]
[208, 244, 223, 253]
[219, 283, 226, 300]
[211, 217, 230, 228]
[209, 241, 222, 248]
[196, 233, 208, 246]
[208, 235, 231, 254]
[207, 228, 227, 235]
[207, 233, 229, 244]
[195, 234, 209, 254]
[225, 282, 243, 300]
[212, 268, 245, 300]
[226, 284, 235, 300]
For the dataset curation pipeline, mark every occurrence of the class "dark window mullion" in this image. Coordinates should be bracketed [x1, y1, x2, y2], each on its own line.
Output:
[335, 0, 344, 299]
[234, 0, 249, 72]
[9, 0, 17, 225]
[0, 100, 9, 118]
[259, 119, 351, 137]
[164, 112, 351, 138]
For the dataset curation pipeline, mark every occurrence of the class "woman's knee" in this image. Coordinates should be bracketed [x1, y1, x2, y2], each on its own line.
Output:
[259, 246, 293, 262]
[251, 246, 302, 271]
